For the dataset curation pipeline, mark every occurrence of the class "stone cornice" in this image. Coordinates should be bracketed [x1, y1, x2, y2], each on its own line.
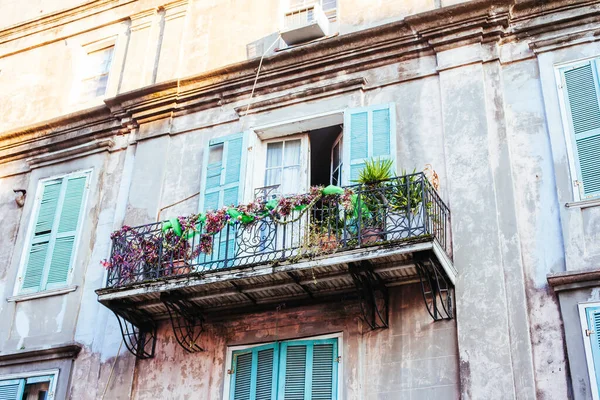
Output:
[547, 268, 600, 292]
[0, 343, 81, 367]
[2, 0, 600, 167]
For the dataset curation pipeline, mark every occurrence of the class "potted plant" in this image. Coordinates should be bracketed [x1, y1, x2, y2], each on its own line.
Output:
[355, 158, 394, 244]
[387, 170, 428, 240]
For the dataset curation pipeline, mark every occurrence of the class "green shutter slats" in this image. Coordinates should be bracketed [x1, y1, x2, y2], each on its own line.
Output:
[350, 112, 368, 160]
[576, 135, 600, 196]
[223, 187, 239, 208]
[345, 105, 396, 185]
[372, 109, 391, 157]
[204, 192, 220, 212]
[564, 64, 600, 135]
[562, 61, 600, 199]
[283, 345, 307, 400]
[58, 177, 86, 233]
[311, 344, 334, 400]
[34, 181, 61, 236]
[256, 348, 275, 400]
[206, 162, 223, 190]
[0, 379, 24, 400]
[46, 236, 75, 285]
[233, 352, 253, 400]
[21, 242, 48, 290]
[21, 173, 89, 293]
[225, 137, 244, 185]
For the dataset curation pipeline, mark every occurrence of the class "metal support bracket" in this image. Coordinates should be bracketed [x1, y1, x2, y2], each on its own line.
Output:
[349, 261, 389, 330]
[111, 302, 157, 359]
[415, 257, 454, 321]
[161, 293, 205, 353]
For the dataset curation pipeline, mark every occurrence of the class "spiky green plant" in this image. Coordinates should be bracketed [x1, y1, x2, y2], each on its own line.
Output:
[355, 158, 394, 185]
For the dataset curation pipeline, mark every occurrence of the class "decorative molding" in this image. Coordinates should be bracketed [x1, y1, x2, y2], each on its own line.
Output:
[26, 138, 114, 169]
[0, 343, 81, 367]
[6, 286, 78, 303]
[547, 268, 600, 292]
[235, 77, 367, 116]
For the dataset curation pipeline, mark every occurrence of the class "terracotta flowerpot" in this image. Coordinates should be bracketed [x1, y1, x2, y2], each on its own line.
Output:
[361, 228, 384, 244]
[318, 233, 338, 251]
[162, 259, 191, 276]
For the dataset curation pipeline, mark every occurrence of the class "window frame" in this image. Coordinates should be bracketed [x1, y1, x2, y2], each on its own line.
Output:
[0, 369, 59, 400]
[250, 133, 310, 199]
[222, 332, 343, 400]
[14, 169, 92, 296]
[555, 56, 600, 202]
[579, 302, 600, 400]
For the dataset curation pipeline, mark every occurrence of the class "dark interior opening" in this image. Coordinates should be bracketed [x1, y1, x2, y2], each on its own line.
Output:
[309, 125, 342, 187]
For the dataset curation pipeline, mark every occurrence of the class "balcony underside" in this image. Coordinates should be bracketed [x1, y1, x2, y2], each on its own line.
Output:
[97, 238, 455, 319]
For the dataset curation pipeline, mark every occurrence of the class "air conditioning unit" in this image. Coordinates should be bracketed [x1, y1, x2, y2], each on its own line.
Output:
[281, 2, 330, 46]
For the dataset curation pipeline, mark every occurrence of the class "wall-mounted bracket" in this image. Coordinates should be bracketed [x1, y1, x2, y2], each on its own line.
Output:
[415, 257, 453, 321]
[349, 261, 389, 330]
[161, 293, 204, 353]
[111, 302, 157, 359]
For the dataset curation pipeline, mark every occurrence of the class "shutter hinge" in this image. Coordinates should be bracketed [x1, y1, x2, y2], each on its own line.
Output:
[335, 356, 342, 363]
[586, 329, 595, 337]
[574, 180, 581, 187]
[227, 368, 234, 375]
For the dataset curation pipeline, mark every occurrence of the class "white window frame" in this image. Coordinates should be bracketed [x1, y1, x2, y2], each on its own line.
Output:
[330, 133, 343, 186]
[13, 169, 92, 296]
[579, 301, 600, 400]
[251, 134, 311, 198]
[0, 369, 59, 400]
[222, 332, 343, 400]
[554, 55, 600, 202]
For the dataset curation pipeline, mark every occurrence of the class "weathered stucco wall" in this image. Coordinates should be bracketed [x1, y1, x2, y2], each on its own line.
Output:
[129, 285, 459, 399]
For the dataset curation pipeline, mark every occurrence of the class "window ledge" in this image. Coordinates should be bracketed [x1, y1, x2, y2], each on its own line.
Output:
[7, 286, 78, 303]
[565, 198, 600, 209]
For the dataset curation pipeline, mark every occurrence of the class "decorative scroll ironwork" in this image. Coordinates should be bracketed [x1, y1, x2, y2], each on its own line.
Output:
[415, 258, 453, 321]
[111, 304, 157, 359]
[349, 261, 389, 330]
[105, 173, 452, 288]
[161, 293, 204, 353]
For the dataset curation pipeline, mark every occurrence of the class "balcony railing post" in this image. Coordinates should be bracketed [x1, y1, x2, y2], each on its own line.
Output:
[421, 173, 428, 236]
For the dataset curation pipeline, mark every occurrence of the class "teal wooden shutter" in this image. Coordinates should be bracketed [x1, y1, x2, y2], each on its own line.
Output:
[201, 132, 246, 212]
[200, 133, 246, 265]
[586, 306, 600, 392]
[343, 104, 396, 184]
[0, 379, 25, 400]
[230, 343, 278, 400]
[561, 60, 600, 199]
[21, 172, 89, 293]
[47, 175, 87, 287]
[278, 339, 338, 400]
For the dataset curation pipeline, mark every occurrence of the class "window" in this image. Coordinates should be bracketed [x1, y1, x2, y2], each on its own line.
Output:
[227, 336, 339, 400]
[0, 371, 57, 400]
[580, 304, 600, 399]
[288, 0, 337, 21]
[330, 134, 342, 186]
[558, 59, 600, 200]
[265, 139, 302, 195]
[17, 171, 90, 294]
[80, 45, 114, 101]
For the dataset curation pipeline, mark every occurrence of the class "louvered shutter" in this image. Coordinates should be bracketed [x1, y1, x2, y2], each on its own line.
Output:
[278, 339, 338, 400]
[0, 379, 25, 400]
[200, 133, 246, 266]
[46, 175, 87, 287]
[230, 344, 278, 400]
[586, 307, 600, 393]
[21, 173, 88, 293]
[562, 60, 600, 199]
[343, 104, 396, 185]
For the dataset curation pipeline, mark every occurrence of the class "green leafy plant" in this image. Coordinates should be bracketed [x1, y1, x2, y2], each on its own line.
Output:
[390, 169, 423, 213]
[356, 158, 394, 185]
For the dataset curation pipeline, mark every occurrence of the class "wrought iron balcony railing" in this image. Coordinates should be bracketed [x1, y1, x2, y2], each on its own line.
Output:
[104, 173, 451, 289]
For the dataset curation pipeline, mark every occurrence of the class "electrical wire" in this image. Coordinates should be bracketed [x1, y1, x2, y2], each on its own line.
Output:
[243, 34, 282, 116]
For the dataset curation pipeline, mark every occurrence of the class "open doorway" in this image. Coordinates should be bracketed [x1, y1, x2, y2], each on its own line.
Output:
[309, 125, 343, 187]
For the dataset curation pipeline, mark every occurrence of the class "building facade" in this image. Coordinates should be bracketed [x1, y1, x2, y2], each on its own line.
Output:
[1, 0, 600, 399]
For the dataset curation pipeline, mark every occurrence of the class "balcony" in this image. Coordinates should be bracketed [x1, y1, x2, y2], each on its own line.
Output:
[96, 173, 456, 358]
